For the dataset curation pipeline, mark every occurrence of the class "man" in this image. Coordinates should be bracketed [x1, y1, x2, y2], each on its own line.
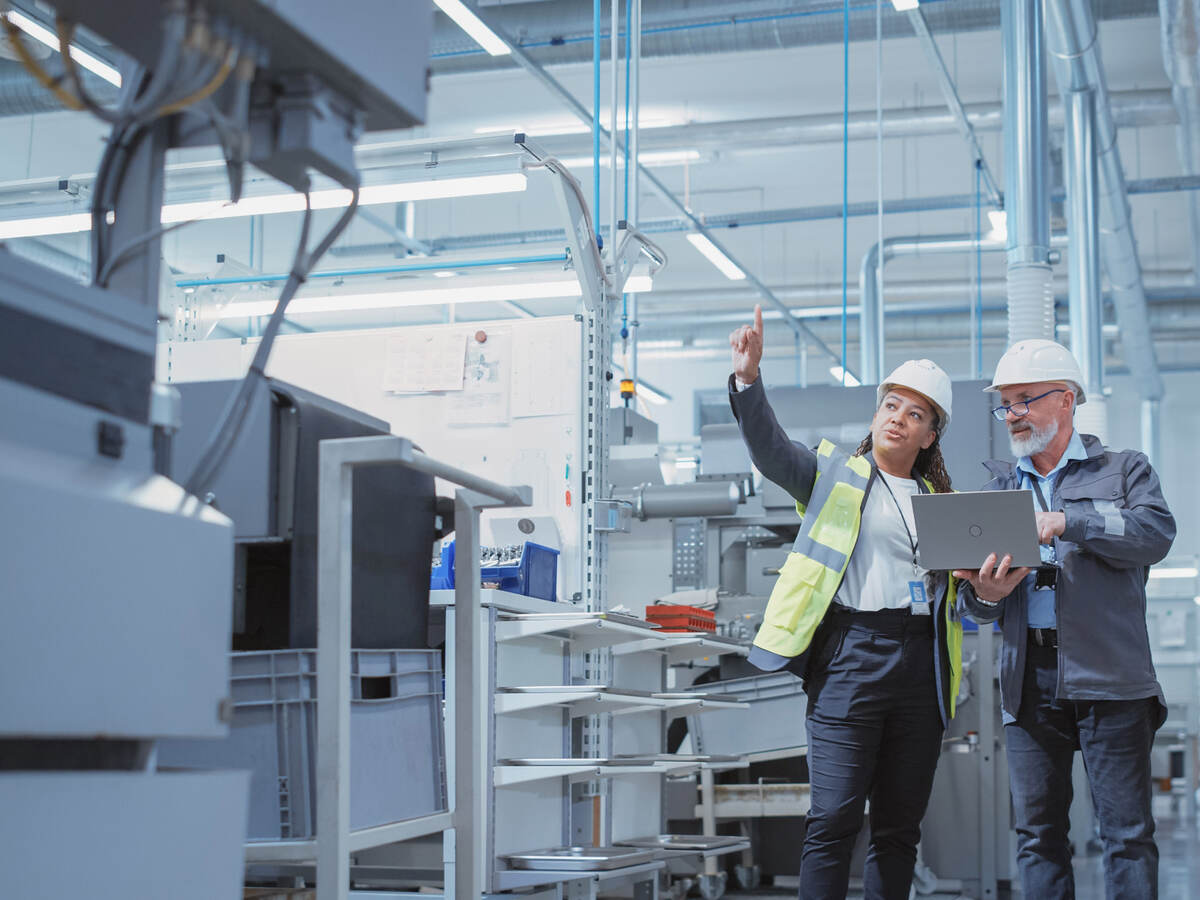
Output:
[954, 339, 1176, 900]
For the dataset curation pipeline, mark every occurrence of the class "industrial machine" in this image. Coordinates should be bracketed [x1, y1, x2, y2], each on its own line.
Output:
[0, 3, 430, 897]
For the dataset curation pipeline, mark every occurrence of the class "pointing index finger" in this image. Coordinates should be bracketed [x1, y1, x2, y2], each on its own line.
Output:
[754, 304, 763, 338]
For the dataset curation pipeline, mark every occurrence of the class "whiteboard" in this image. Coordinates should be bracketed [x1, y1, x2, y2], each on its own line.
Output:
[159, 316, 585, 602]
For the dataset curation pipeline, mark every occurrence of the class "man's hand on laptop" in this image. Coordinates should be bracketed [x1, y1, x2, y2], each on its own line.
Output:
[1036, 511, 1066, 544]
[953, 553, 1033, 605]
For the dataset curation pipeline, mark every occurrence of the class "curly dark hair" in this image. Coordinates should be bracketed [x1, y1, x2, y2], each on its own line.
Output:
[853, 428, 953, 494]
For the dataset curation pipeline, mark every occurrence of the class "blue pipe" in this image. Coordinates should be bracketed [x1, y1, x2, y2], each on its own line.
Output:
[175, 253, 568, 288]
[840, 0, 849, 383]
[593, 0, 602, 240]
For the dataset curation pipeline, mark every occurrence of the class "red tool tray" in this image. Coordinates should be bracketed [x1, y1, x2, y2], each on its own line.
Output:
[645, 605, 716, 633]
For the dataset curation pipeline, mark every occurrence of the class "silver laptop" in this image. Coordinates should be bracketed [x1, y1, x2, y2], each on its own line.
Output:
[911, 490, 1042, 571]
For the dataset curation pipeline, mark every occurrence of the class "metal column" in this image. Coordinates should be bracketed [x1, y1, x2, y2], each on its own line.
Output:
[1003, 0, 1056, 344]
[1065, 87, 1109, 442]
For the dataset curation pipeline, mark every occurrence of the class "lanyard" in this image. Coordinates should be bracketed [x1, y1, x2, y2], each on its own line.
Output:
[878, 472, 920, 573]
[1023, 471, 1058, 566]
[1025, 472, 1051, 512]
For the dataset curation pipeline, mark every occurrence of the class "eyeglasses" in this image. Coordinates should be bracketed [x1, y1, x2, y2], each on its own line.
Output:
[990, 388, 1066, 422]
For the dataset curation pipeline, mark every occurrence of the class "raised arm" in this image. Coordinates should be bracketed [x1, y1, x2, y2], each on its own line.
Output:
[727, 305, 819, 505]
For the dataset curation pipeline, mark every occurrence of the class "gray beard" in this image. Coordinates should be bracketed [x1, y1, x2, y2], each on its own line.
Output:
[1009, 419, 1059, 458]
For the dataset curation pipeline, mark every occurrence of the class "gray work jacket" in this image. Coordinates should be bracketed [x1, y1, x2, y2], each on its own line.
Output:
[958, 432, 1175, 726]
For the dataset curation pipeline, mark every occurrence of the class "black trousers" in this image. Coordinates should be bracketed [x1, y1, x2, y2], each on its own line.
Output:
[799, 607, 945, 900]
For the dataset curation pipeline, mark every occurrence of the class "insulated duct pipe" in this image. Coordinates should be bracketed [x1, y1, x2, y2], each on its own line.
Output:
[859, 232, 1066, 382]
[1159, 0, 1200, 281]
[1047, 0, 1165, 402]
[1064, 88, 1108, 443]
[625, 481, 740, 520]
[1002, 0, 1056, 344]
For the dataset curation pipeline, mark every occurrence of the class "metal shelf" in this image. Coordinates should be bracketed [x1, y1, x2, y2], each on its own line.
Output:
[495, 688, 687, 717]
[494, 613, 663, 650]
[492, 859, 666, 892]
[244, 812, 455, 862]
[494, 760, 697, 788]
[612, 632, 750, 664]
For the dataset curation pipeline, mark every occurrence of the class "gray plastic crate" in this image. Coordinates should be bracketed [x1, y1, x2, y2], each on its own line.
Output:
[158, 649, 445, 841]
[686, 672, 807, 756]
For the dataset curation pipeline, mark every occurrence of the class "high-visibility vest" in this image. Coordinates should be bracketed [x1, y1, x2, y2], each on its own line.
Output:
[749, 439, 964, 720]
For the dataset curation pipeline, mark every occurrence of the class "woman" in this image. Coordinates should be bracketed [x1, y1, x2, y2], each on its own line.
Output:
[728, 305, 962, 900]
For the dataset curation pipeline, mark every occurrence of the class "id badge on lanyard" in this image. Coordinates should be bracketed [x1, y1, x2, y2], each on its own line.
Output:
[908, 580, 931, 615]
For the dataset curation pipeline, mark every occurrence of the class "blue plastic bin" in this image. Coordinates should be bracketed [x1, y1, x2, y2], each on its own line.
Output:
[429, 540, 558, 602]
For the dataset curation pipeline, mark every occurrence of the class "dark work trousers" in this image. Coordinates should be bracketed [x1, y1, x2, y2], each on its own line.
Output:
[1005, 641, 1160, 900]
[799, 606, 945, 900]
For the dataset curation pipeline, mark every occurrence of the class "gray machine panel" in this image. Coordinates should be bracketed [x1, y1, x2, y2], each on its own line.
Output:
[0, 437, 235, 739]
[48, 0, 431, 131]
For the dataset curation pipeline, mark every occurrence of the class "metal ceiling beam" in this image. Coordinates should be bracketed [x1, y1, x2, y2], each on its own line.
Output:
[464, 3, 849, 374]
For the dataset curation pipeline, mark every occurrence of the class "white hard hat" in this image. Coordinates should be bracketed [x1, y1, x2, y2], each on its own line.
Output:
[986, 339, 1087, 405]
[877, 359, 953, 436]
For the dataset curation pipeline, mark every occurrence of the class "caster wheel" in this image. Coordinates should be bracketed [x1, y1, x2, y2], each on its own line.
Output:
[669, 877, 694, 900]
[733, 864, 760, 891]
[698, 872, 727, 900]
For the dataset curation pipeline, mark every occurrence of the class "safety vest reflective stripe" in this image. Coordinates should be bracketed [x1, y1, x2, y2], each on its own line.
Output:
[790, 534, 849, 572]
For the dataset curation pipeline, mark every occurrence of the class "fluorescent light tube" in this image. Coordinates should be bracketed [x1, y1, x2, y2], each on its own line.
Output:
[1149, 567, 1199, 580]
[0, 211, 93, 240]
[217, 273, 653, 319]
[891, 0, 920, 10]
[830, 366, 861, 387]
[5, 10, 122, 86]
[433, 0, 511, 56]
[559, 149, 702, 169]
[686, 232, 746, 281]
[0, 172, 527, 239]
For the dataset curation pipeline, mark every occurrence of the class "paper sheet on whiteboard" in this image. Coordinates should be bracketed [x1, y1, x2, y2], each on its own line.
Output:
[512, 319, 572, 418]
[448, 331, 511, 425]
[383, 331, 467, 393]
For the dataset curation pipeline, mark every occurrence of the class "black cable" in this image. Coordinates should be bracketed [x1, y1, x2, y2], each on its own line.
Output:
[183, 186, 361, 498]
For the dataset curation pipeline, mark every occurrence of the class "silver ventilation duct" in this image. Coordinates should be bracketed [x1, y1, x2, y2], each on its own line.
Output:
[1047, 0, 1165, 403]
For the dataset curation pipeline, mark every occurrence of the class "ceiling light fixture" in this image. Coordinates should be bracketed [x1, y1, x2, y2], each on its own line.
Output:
[432, 0, 511, 56]
[559, 149, 702, 169]
[0, 172, 528, 240]
[217, 274, 653, 319]
[890, 0, 920, 10]
[686, 232, 746, 281]
[4, 9, 122, 86]
[830, 366, 861, 387]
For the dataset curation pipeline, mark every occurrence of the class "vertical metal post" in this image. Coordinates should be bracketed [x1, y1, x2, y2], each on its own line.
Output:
[454, 490, 488, 900]
[629, 0, 641, 388]
[316, 447, 354, 900]
[609, 0, 620, 256]
[976, 625, 998, 900]
[699, 766, 719, 877]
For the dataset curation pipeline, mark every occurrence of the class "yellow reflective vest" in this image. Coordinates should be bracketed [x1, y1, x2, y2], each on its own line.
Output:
[748, 438, 964, 724]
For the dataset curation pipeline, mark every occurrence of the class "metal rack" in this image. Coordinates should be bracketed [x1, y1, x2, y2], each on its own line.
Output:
[241, 434, 530, 900]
